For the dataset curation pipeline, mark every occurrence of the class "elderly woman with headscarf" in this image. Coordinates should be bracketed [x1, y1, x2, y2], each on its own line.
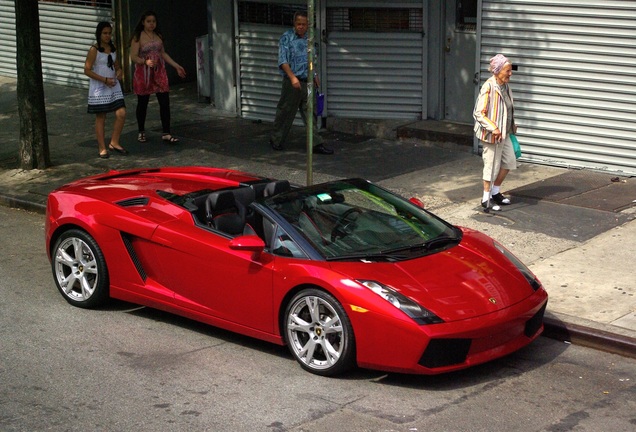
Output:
[473, 54, 517, 211]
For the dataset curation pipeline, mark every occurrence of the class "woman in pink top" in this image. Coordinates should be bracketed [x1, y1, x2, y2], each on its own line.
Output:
[130, 11, 186, 144]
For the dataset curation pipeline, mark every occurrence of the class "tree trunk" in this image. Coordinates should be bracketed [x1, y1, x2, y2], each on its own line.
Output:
[15, 0, 51, 170]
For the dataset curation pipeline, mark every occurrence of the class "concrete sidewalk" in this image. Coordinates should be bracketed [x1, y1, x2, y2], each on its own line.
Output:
[1, 76, 635, 358]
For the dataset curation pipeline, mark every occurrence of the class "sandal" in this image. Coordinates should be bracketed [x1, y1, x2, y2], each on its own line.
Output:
[162, 134, 179, 144]
[109, 144, 129, 155]
[98, 151, 109, 159]
[137, 132, 147, 143]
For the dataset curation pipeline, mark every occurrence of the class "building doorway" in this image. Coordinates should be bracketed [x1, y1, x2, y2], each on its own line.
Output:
[443, 0, 477, 124]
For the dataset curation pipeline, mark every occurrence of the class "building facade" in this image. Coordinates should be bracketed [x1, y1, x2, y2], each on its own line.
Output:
[1, 0, 635, 174]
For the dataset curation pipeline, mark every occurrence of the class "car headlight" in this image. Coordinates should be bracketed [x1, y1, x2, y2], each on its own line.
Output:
[357, 280, 443, 325]
[493, 241, 541, 291]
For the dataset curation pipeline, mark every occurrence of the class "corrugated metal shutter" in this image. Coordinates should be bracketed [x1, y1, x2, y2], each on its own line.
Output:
[479, 0, 636, 175]
[237, 23, 287, 122]
[326, 31, 424, 119]
[0, 1, 112, 88]
[0, 0, 17, 77]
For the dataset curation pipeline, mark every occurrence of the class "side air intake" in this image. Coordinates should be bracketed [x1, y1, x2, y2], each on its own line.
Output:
[120, 233, 147, 281]
[116, 197, 150, 207]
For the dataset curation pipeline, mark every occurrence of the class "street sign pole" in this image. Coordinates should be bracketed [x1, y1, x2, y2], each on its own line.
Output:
[306, 0, 315, 186]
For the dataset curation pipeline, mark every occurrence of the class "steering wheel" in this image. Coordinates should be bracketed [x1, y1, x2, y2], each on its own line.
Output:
[331, 208, 362, 242]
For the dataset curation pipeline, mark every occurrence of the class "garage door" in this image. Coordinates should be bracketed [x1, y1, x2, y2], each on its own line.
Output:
[0, 1, 112, 88]
[478, 0, 636, 174]
[325, 4, 425, 119]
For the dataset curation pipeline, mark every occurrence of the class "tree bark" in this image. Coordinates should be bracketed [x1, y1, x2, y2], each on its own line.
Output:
[15, 0, 51, 169]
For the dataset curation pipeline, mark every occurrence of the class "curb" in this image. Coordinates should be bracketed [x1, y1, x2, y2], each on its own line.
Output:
[543, 316, 636, 360]
[0, 193, 46, 214]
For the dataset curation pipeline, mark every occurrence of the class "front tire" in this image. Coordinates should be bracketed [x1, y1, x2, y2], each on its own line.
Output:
[52, 229, 109, 308]
[284, 289, 356, 376]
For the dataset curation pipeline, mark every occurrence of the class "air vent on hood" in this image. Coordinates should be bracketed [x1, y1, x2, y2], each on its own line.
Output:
[116, 197, 150, 207]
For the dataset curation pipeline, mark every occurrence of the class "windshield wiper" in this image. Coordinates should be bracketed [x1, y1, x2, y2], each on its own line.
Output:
[325, 252, 408, 262]
[381, 235, 459, 255]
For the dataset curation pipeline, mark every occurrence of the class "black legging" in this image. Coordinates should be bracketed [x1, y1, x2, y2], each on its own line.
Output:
[136, 92, 171, 134]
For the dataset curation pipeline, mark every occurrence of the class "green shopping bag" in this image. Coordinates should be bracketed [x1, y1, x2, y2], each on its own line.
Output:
[510, 134, 522, 159]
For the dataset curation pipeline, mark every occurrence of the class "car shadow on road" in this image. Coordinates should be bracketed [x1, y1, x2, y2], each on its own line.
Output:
[105, 299, 292, 359]
[358, 336, 567, 389]
[103, 299, 566, 385]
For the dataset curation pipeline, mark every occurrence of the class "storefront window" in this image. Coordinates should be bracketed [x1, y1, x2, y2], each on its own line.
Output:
[456, 0, 477, 32]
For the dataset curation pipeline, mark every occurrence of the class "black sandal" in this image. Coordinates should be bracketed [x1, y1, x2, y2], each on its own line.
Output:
[162, 134, 179, 144]
[109, 144, 129, 155]
[137, 132, 147, 143]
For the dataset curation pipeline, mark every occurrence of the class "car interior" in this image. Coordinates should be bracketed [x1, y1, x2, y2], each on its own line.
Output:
[186, 180, 292, 247]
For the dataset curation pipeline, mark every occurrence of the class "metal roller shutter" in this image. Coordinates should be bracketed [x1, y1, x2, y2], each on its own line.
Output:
[326, 31, 424, 119]
[0, 1, 112, 88]
[236, 0, 307, 122]
[237, 23, 287, 122]
[0, 0, 17, 77]
[478, 0, 636, 175]
[325, 2, 425, 120]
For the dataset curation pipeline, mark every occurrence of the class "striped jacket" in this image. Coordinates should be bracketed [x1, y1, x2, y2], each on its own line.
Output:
[473, 76, 515, 144]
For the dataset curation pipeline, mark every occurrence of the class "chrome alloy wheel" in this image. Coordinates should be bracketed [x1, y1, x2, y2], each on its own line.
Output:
[285, 290, 355, 375]
[55, 236, 99, 302]
[52, 229, 108, 308]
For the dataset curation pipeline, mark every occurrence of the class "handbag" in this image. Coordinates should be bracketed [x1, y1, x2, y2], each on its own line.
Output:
[316, 92, 324, 116]
[510, 134, 522, 159]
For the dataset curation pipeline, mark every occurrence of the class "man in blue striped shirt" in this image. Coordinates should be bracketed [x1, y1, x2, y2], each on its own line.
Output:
[270, 11, 333, 155]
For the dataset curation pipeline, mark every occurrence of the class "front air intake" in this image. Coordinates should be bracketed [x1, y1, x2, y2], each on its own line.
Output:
[419, 338, 471, 368]
[524, 302, 547, 338]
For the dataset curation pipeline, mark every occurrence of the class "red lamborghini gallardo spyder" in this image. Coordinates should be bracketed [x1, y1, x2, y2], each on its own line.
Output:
[45, 167, 547, 376]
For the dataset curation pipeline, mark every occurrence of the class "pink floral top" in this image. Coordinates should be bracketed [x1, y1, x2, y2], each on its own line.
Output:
[133, 40, 169, 95]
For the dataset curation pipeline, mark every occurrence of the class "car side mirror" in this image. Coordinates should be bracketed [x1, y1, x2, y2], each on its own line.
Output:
[409, 197, 425, 209]
[229, 235, 265, 253]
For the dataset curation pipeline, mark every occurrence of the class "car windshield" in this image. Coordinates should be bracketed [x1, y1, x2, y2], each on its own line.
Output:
[263, 179, 460, 260]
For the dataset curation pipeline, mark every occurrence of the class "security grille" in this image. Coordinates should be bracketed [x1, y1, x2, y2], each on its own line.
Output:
[327, 7, 423, 32]
[40, 0, 111, 6]
[236, 0, 308, 122]
[325, 6, 425, 119]
[0, 0, 113, 87]
[238, 1, 303, 25]
[478, 0, 636, 174]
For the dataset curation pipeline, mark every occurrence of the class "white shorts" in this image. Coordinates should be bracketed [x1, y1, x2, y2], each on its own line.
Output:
[482, 136, 517, 181]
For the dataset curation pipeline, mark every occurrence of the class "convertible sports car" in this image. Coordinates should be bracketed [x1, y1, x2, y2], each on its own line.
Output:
[45, 166, 547, 376]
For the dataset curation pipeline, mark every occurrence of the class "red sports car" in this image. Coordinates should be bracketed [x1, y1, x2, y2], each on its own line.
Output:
[45, 167, 547, 376]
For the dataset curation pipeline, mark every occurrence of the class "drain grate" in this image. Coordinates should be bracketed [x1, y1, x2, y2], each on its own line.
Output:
[509, 171, 635, 212]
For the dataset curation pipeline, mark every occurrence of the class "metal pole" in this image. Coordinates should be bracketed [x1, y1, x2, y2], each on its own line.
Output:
[113, 0, 130, 93]
[306, 0, 315, 186]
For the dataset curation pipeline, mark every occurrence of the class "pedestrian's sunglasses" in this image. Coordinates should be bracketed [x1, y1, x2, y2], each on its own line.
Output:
[107, 54, 114, 70]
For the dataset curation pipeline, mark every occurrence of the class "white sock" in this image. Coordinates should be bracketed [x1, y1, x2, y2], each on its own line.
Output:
[492, 185, 500, 195]
[482, 191, 490, 202]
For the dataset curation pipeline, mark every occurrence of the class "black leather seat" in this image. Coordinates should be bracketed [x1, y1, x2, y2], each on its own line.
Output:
[205, 190, 245, 235]
[263, 180, 290, 198]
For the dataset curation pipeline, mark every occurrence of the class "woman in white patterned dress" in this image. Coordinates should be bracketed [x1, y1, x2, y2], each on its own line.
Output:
[84, 21, 127, 158]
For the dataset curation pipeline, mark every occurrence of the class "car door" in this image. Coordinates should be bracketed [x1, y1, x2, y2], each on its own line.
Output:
[149, 219, 276, 333]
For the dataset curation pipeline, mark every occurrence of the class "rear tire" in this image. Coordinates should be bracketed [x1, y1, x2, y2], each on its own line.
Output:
[284, 288, 356, 376]
[52, 229, 109, 308]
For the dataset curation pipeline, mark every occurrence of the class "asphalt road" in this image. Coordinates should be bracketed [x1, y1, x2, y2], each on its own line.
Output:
[1, 206, 634, 431]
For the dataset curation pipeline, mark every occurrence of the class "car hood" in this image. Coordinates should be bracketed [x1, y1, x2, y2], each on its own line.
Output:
[330, 230, 536, 322]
